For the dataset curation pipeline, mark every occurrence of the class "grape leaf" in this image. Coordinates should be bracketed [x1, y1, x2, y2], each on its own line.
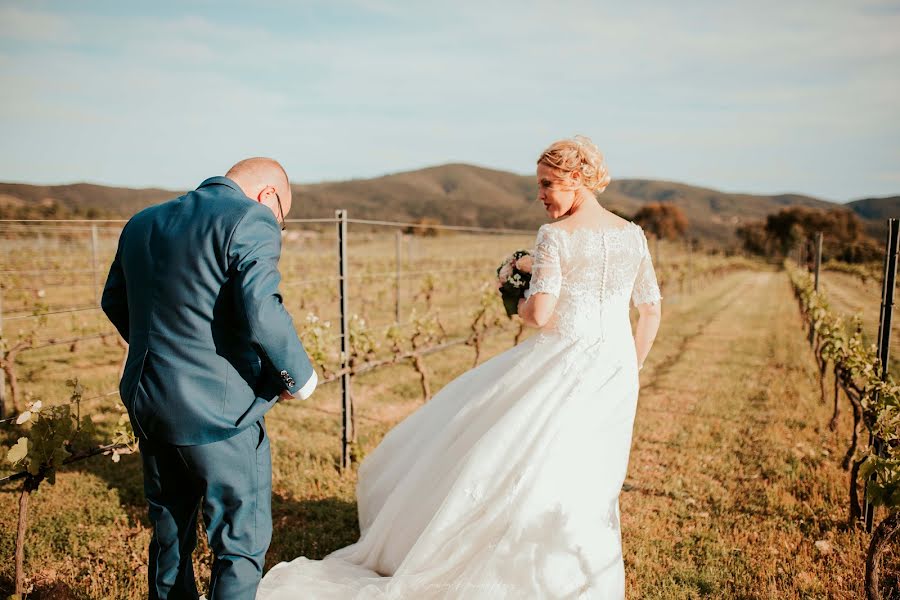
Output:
[7, 437, 29, 464]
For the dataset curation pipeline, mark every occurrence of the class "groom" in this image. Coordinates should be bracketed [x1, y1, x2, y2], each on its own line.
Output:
[101, 157, 317, 600]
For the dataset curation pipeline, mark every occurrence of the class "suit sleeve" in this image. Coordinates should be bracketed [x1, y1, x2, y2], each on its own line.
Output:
[101, 230, 130, 341]
[228, 204, 316, 397]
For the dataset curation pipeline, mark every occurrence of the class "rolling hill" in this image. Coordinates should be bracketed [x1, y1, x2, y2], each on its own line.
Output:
[845, 196, 900, 240]
[1, 164, 895, 248]
[847, 195, 900, 220]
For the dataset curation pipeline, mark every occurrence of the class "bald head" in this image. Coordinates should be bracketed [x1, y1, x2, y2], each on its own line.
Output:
[225, 157, 293, 224]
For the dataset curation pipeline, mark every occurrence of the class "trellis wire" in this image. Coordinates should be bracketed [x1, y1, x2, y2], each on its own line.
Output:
[0, 214, 537, 469]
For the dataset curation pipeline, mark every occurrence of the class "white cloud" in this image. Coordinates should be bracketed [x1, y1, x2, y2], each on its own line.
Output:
[0, 1, 898, 200]
[0, 4, 78, 43]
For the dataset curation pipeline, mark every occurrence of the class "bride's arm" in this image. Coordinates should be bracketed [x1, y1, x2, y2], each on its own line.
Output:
[631, 229, 663, 371]
[634, 302, 661, 370]
[517, 293, 557, 328]
[517, 226, 561, 328]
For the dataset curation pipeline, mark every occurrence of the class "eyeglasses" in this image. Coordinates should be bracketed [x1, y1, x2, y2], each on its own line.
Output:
[274, 192, 286, 231]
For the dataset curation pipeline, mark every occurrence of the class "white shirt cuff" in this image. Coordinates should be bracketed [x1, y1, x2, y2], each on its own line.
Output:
[296, 370, 318, 400]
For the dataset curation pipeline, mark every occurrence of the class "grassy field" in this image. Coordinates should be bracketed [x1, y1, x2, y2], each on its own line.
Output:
[3, 265, 897, 598]
[1, 222, 894, 598]
[0, 225, 730, 422]
[621, 269, 897, 598]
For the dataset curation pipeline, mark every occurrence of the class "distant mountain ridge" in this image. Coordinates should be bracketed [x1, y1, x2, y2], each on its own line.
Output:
[845, 196, 900, 222]
[844, 196, 900, 241]
[1, 164, 896, 247]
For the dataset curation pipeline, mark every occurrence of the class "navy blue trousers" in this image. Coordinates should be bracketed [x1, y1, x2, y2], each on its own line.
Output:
[139, 419, 272, 600]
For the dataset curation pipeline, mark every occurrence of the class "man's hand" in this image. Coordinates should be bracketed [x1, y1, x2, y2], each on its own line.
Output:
[278, 389, 294, 401]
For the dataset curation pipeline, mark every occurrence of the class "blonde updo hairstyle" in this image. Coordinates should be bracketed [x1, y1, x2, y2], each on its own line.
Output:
[537, 135, 611, 194]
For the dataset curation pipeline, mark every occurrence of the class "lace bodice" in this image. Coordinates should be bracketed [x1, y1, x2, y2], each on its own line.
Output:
[523, 221, 662, 342]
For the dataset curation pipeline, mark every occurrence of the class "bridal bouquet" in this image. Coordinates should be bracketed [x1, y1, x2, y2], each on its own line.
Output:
[496, 250, 533, 318]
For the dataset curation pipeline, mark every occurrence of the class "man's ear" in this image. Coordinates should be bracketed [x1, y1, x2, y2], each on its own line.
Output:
[259, 185, 277, 203]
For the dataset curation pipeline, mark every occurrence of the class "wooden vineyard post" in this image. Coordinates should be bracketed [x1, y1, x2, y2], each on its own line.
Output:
[0, 279, 5, 419]
[809, 232, 823, 346]
[15, 479, 34, 595]
[395, 230, 402, 323]
[91, 224, 100, 305]
[814, 232, 823, 291]
[687, 239, 693, 295]
[336, 210, 352, 471]
[864, 218, 898, 533]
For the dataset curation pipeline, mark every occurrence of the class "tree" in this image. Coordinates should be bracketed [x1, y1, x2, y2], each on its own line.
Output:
[836, 237, 883, 263]
[736, 222, 768, 256]
[761, 207, 873, 262]
[632, 203, 688, 240]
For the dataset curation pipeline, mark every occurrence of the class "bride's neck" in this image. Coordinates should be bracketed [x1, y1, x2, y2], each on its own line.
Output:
[565, 190, 603, 218]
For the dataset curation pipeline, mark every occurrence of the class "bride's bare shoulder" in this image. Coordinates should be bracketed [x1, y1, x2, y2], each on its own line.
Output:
[606, 213, 634, 230]
[544, 211, 636, 234]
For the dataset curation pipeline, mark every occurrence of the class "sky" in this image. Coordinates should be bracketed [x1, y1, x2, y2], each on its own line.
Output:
[1, 0, 899, 203]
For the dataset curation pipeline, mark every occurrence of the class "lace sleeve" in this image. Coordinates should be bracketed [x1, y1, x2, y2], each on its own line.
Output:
[524, 226, 562, 300]
[631, 229, 662, 307]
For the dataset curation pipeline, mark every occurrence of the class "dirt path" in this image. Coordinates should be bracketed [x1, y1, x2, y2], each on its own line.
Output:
[622, 270, 876, 598]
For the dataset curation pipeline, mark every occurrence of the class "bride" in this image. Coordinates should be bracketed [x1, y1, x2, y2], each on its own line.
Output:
[257, 136, 663, 599]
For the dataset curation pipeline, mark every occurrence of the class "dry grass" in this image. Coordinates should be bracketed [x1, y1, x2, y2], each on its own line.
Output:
[622, 270, 894, 598]
[1, 268, 896, 598]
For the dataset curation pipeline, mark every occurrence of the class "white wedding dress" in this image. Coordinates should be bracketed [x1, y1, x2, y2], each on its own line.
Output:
[257, 221, 662, 599]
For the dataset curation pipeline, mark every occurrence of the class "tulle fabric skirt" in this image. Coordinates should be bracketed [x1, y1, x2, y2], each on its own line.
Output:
[257, 320, 640, 599]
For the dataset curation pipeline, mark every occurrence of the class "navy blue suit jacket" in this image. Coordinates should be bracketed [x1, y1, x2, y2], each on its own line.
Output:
[101, 176, 315, 445]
